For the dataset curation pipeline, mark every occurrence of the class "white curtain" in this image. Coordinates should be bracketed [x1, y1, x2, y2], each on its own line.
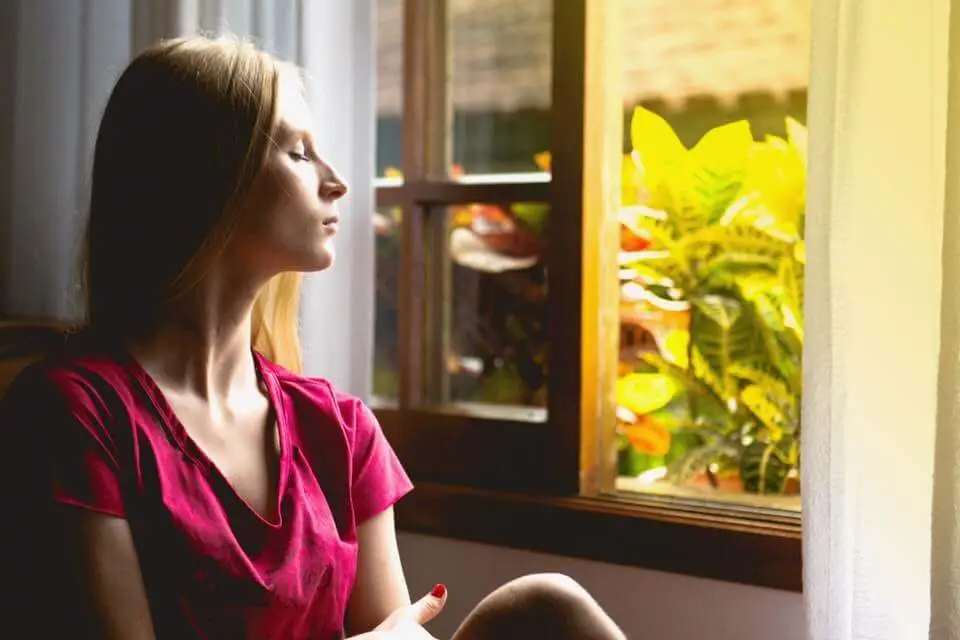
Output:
[0, 0, 376, 395]
[803, 0, 959, 638]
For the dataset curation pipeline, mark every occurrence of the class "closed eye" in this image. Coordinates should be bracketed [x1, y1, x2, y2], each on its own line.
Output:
[288, 138, 312, 162]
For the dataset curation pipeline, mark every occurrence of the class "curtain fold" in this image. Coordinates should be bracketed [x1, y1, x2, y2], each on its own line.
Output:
[930, 3, 960, 637]
[803, 0, 953, 638]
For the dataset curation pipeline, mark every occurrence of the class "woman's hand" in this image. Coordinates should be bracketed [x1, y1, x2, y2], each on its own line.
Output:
[350, 585, 448, 640]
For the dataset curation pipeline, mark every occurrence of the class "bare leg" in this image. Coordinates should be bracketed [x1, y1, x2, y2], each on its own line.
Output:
[451, 573, 627, 640]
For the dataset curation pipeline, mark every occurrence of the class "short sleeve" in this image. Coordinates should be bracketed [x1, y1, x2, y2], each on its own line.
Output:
[344, 396, 413, 524]
[0, 367, 125, 518]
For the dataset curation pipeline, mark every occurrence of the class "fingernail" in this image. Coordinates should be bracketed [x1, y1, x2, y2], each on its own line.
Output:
[431, 583, 446, 598]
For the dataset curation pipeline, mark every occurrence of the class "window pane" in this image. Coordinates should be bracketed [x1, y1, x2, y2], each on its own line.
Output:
[426, 203, 548, 419]
[373, 0, 402, 405]
[449, 0, 552, 177]
[376, 0, 403, 178]
[610, 0, 809, 511]
[372, 206, 402, 404]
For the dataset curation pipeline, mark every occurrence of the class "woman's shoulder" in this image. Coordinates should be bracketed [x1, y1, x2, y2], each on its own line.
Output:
[2, 337, 137, 419]
[255, 354, 373, 434]
[257, 355, 412, 515]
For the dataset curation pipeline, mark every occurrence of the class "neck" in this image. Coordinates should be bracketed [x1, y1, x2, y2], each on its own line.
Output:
[130, 272, 265, 400]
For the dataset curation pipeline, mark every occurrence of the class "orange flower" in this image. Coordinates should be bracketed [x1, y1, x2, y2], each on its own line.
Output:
[623, 415, 671, 456]
[534, 151, 551, 173]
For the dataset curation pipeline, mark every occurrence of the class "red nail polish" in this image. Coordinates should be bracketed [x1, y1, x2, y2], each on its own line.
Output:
[431, 583, 446, 598]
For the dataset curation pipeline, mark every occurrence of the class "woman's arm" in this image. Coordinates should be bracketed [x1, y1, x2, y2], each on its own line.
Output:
[65, 509, 156, 640]
[345, 507, 411, 634]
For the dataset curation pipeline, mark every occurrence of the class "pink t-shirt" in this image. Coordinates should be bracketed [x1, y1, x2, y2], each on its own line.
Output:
[0, 343, 413, 639]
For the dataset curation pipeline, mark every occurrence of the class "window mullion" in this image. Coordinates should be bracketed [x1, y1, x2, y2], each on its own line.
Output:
[399, 0, 450, 408]
[578, 0, 623, 497]
[545, 0, 588, 494]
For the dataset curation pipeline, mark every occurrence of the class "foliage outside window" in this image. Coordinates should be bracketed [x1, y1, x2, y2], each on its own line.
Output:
[613, 108, 806, 508]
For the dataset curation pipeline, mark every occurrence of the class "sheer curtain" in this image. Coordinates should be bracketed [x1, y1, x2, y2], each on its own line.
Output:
[0, 0, 375, 395]
[803, 0, 960, 638]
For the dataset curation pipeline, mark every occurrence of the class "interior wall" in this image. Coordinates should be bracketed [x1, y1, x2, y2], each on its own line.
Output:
[399, 533, 805, 640]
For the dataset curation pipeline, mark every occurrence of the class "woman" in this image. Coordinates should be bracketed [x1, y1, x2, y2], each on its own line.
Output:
[0, 36, 625, 640]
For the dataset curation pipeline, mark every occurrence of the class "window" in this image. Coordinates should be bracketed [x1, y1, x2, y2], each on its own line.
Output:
[611, 3, 809, 512]
[373, 0, 806, 591]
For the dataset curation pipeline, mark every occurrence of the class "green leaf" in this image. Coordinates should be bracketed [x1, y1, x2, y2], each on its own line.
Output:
[690, 295, 763, 382]
[640, 353, 726, 413]
[689, 119, 753, 225]
[683, 224, 794, 263]
[728, 362, 796, 416]
[666, 440, 739, 484]
[778, 258, 804, 334]
[509, 202, 550, 235]
[740, 436, 798, 494]
[699, 253, 780, 290]
[618, 260, 679, 288]
[690, 347, 735, 409]
[736, 280, 803, 392]
[740, 384, 786, 439]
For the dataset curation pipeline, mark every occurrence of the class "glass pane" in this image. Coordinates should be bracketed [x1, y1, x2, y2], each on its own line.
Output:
[376, 0, 403, 179]
[449, 0, 552, 177]
[610, 0, 810, 511]
[372, 206, 402, 404]
[427, 202, 549, 419]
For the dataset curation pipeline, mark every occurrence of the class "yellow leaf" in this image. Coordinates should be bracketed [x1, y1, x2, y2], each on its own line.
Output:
[786, 117, 808, 165]
[690, 120, 753, 170]
[616, 373, 680, 415]
[630, 107, 687, 165]
[743, 136, 806, 233]
[662, 330, 689, 368]
[689, 120, 753, 224]
[629, 107, 689, 212]
[794, 240, 806, 264]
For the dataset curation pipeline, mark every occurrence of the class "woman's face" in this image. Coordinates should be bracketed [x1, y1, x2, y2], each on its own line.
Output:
[227, 78, 348, 277]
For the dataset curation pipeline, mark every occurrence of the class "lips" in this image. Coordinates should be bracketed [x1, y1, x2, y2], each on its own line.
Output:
[320, 211, 340, 235]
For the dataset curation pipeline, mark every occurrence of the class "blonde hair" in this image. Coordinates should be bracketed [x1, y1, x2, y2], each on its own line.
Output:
[84, 35, 302, 371]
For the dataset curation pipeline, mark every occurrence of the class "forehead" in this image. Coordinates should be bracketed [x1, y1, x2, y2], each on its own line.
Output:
[275, 76, 314, 138]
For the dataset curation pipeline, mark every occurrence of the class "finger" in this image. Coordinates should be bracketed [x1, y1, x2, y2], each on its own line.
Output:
[407, 583, 447, 625]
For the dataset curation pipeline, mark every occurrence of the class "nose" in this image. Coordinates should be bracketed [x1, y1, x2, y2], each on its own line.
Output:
[322, 179, 347, 201]
[319, 165, 348, 201]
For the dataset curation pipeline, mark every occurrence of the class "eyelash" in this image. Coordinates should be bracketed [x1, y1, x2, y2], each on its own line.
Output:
[289, 151, 311, 162]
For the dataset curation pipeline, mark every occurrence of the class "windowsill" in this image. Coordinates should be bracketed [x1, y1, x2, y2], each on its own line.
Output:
[395, 481, 803, 592]
[370, 396, 547, 423]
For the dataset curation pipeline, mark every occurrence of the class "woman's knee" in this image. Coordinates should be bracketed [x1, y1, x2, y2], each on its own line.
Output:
[503, 573, 592, 611]
[453, 573, 624, 640]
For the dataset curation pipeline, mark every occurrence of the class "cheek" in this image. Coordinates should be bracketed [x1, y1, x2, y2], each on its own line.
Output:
[230, 164, 332, 269]
[251, 169, 319, 232]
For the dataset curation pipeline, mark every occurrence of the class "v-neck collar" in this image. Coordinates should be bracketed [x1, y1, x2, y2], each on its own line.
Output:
[119, 348, 292, 528]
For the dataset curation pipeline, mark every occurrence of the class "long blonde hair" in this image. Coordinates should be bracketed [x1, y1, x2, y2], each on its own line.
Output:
[83, 35, 302, 371]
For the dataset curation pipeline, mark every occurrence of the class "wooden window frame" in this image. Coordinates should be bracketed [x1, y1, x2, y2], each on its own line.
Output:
[374, 0, 802, 592]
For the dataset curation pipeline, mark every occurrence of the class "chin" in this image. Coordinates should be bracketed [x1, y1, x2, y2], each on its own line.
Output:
[301, 247, 335, 272]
